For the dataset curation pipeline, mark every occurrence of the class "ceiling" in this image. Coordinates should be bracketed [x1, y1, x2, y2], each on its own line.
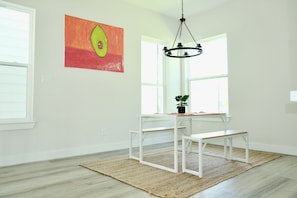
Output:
[122, 0, 234, 18]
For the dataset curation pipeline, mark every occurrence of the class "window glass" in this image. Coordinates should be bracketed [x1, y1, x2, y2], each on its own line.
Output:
[189, 37, 228, 78]
[190, 77, 228, 113]
[141, 38, 164, 114]
[0, 6, 30, 64]
[0, 1, 34, 125]
[187, 35, 228, 113]
[0, 65, 27, 119]
[141, 41, 158, 84]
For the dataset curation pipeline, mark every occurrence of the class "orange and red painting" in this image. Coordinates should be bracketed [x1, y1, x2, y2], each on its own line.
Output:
[64, 15, 124, 72]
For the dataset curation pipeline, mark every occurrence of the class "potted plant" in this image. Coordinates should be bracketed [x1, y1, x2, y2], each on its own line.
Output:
[175, 95, 189, 113]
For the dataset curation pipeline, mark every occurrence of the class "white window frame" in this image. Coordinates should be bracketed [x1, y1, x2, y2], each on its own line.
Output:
[0, 1, 35, 131]
[185, 34, 229, 114]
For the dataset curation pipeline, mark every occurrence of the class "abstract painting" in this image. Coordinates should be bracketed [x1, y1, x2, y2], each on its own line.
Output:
[64, 15, 124, 72]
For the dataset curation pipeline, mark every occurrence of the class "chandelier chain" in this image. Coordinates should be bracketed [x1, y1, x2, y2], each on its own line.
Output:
[163, 0, 203, 58]
[184, 22, 198, 44]
[182, 0, 184, 18]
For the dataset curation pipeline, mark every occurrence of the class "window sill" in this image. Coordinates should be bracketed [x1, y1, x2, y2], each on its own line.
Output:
[0, 121, 36, 131]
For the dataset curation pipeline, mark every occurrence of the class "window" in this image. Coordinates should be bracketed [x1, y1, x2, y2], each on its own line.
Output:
[0, 1, 35, 130]
[186, 34, 229, 113]
[141, 37, 165, 114]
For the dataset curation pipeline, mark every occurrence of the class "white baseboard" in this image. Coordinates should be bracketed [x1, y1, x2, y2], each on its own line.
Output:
[0, 132, 173, 167]
[1, 139, 296, 167]
[249, 142, 297, 156]
[0, 142, 128, 167]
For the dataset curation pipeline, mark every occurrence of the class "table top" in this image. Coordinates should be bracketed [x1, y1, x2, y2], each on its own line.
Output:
[141, 112, 226, 117]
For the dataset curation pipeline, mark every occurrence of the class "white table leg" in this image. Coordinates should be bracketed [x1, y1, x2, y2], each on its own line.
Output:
[139, 118, 143, 161]
[224, 138, 227, 158]
[174, 116, 178, 173]
[229, 137, 233, 160]
[198, 138, 203, 177]
[182, 136, 186, 173]
[244, 135, 249, 163]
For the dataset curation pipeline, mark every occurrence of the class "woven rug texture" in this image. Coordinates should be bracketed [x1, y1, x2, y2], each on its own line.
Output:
[81, 145, 281, 198]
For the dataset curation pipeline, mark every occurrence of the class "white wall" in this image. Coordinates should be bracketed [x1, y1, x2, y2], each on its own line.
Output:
[0, 0, 176, 167]
[186, 0, 297, 155]
[1, 0, 296, 167]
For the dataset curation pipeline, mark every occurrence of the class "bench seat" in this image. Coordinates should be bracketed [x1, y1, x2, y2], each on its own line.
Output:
[182, 130, 249, 178]
[129, 126, 188, 160]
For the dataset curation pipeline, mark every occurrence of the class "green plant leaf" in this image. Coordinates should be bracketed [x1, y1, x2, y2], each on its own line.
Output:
[181, 95, 189, 101]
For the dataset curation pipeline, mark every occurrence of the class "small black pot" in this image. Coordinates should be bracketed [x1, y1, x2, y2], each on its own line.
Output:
[177, 106, 186, 114]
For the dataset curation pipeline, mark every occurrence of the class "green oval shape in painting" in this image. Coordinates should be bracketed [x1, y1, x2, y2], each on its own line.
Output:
[90, 25, 108, 58]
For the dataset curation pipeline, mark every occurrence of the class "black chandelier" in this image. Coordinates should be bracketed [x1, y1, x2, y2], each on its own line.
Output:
[163, 0, 203, 58]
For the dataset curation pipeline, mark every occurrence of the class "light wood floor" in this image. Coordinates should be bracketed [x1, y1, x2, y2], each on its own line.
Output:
[1, 148, 297, 198]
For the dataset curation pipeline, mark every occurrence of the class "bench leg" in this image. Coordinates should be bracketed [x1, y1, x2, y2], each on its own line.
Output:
[243, 135, 249, 163]
[129, 130, 140, 160]
[182, 136, 203, 178]
[224, 138, 227, 158]
[228, 134, 249, 163]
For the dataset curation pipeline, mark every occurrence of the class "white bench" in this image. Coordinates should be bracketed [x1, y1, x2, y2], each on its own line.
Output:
[129, 126, 188, 160]
[182, 130, 249, 178]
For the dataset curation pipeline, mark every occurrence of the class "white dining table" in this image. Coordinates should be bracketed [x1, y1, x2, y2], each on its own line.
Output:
[139, 112, 227, 173]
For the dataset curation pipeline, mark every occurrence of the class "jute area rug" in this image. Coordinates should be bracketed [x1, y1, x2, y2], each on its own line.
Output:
[81, 145, 281, 198]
